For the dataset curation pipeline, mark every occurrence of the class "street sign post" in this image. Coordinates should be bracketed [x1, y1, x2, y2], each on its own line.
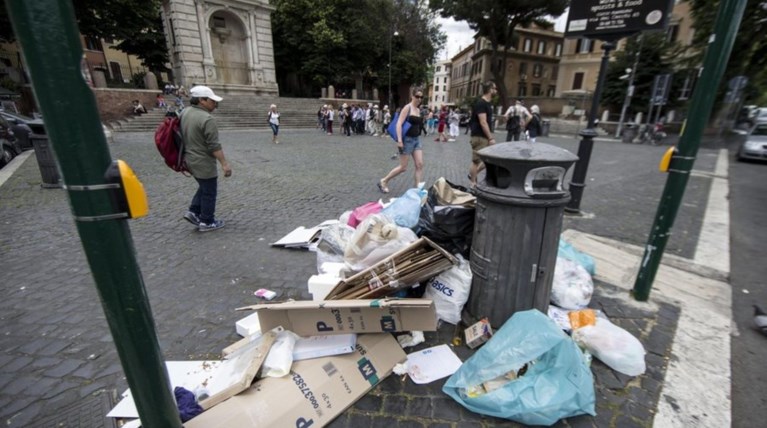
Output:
[564, 0, 674, 214]
[566, 0, 675, 39]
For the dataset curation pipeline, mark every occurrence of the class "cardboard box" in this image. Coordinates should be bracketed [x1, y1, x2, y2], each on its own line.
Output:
[464, 318, 493, 349]
[292, 334, 356, 361]
[185, 333, 406, 428]
[238, 298, 438, 336]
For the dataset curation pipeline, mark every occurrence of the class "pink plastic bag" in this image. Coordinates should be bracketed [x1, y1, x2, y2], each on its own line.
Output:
[347, 201, 383, 228]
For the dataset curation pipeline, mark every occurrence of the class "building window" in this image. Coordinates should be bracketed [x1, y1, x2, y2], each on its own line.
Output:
[84, 36, 103, 51]
[212, 16, 226, 28]
[572, 72, 584, 90]
[444, 77, 447, 83]
[666, 24, 679, 43]
[547, 86, 556, 97]
[443, 85, 447, 92]
[552, 66, 559, 80]
[575, 38, 593, 54]
[555, 43, 562, 57]
[533, 64, 543, 78]
[531, 84, 541, 96]
[523, 38, 532, 52]
[436, 66, 441, 72]
[517, 82, 527, 97]
[537, 41, 546, 55]
[679, 70, 698, 100]
[109, 61, 123, 82]
[519, 62, 528, 76]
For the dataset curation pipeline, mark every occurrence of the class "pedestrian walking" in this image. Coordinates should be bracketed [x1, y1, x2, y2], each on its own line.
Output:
[268, 104, 280, 144]
[527, 105, 543, 143]
[326, 104, 334, 135]
[382, 106, 391, 137]
[468, 82, 497, 187]
[378, 87, 425, 193]
[181, 85, 231, 232]
[503, 99, 531, 142]
[448, 107, 460, 141]
[435, 105, 448, 142]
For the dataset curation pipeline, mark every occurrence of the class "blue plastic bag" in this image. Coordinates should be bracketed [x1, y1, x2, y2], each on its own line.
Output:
[558, 238, 596, 276]
[443, 310, 596, 426]
[381, 188, 426, 228]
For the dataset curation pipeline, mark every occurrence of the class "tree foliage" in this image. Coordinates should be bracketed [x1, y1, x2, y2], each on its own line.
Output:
[601, 32, 684, 117]
[271, 0, 445, 99]
[686, 0, 767, 105]
[429, 0, 567, 109]
[1, 0, 168, 71]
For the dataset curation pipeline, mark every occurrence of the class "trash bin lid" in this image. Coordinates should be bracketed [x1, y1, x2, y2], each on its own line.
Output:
[476, 142, 579, 202]
[477, 141, 578, 164]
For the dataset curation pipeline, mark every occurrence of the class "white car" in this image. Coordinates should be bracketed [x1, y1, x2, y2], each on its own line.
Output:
[738, 123, 767, 162]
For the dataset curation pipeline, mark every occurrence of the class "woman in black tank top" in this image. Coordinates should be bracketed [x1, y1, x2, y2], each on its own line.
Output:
[377, 87, 425, 194]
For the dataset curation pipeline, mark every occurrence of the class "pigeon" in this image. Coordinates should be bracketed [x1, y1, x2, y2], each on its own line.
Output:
[754, 305, 767, 336]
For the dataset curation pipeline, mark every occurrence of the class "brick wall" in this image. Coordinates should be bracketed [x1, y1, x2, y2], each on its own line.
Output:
[92, 88, 164, 123]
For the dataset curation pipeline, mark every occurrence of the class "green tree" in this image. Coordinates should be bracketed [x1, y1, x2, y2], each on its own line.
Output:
[271, 0, 445, 99]
[429, 0, 567, 109]
[601, 32, 683, 118]
[685, 0, 767, 105]
[1, 0, 168, 72]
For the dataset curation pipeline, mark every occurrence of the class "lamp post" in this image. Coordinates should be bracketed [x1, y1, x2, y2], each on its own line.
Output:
[388, 29, 398, 109]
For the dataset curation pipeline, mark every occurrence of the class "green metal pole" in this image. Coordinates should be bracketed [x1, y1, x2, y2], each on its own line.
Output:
[632, 0, 747, 301]
[6, 1, 182, 426]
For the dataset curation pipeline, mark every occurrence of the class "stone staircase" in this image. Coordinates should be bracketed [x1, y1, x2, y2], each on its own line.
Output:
[111, 95, 323, 132]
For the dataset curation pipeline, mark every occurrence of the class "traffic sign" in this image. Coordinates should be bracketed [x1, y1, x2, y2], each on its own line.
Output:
[566, 0, 675, 39]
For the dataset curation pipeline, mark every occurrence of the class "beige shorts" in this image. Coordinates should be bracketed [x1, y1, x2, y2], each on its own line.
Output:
[470, 136, 490, 164]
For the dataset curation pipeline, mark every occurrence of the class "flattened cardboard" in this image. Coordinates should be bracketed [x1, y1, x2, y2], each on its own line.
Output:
[238, 298, 438, 336]
[185, 333, 406, 428]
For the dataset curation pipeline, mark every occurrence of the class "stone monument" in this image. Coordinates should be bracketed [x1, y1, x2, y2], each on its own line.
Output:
[161, 0, 279, 96]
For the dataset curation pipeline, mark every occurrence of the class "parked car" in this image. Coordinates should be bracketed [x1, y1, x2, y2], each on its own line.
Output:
[0, 115, 23, 168]
[0, 111, 46, 151]
[737, 123, 767, 162]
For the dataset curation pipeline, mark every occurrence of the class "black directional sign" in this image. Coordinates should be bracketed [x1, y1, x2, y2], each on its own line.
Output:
[565, 0, 675, 39]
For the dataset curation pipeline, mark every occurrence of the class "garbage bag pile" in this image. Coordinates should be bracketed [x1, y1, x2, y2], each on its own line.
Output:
[109, 179, 649, 427]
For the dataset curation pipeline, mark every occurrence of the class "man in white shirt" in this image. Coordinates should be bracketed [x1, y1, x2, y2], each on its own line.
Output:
[503, 99, 531, 142]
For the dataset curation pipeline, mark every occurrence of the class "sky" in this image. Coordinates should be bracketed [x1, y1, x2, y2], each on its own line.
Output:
[435, 8, 570, 60]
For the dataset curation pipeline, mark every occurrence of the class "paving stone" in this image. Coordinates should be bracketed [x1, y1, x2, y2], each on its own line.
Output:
[4, 374, 37, 395]
[43, 359, 84, 378]
[370, 415, 399, 428]
[1, 355, 33, 372]
[431, 397, 461, 421]
[383, 395, 408, 414]
[354, 393, 383, 413]
[407, 397, 434, 418]
[395, 420, 426, 428]
[18, 376, 60, 397]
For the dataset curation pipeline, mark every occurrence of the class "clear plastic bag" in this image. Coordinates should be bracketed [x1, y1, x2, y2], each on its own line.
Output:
[551, 257, 594, 310]
[262, 330, 300, 378]
[558, 239, 596, 276]
[572, 317, 646, 376]
[344, 214, 417, 271]
[381, 188, 427, 228]
[315, 223, 355, 273]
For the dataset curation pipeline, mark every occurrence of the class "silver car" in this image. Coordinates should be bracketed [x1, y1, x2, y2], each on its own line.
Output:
[738, 123, 767, 161]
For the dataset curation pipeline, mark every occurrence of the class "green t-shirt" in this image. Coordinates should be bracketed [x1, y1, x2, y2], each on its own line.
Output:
[181, 105, 222, 179]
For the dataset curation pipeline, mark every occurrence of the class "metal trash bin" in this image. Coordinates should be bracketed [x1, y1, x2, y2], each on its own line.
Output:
[541, 119, 551, 137]
[31, 133, 62, 188]
[622, 123, 637, 144]
[464, 142, 578, 328]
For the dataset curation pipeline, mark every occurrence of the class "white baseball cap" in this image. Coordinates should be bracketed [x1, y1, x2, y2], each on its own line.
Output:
[190, 85, 223, 102]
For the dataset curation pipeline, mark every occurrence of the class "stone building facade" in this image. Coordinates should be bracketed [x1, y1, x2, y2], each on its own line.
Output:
[161, 0, 279, 95]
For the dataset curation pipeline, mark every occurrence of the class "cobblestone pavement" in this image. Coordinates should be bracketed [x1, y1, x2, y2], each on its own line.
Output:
[0, 128, 716, 426]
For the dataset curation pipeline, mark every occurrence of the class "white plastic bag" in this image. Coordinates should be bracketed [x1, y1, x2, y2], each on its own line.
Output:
[572, 317, 646, 376]
[551, 257, 593, 309]
[344, 214, 417, 271]
[424, 255, 472, 324]
[262, 330, 300, 378]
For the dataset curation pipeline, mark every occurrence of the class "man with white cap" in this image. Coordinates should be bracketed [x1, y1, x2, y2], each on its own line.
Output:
[181, 85, 231, 232]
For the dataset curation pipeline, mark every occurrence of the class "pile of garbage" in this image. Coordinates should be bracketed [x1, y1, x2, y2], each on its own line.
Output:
[107, 178, 646, 427]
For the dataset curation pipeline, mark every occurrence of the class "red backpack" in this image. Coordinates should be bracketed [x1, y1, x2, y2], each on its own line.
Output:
[154, 114, 188, 173]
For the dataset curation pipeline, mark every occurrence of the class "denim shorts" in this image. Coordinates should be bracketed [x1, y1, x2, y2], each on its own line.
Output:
[398, 135, 422, 155]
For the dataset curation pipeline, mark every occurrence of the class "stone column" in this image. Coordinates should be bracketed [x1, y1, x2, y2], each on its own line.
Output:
[352, 89, 358, 100]
[195, 0, 216, 83]
[328, 85, 335, 99]
[373, 88, 378, 101]
[92, 70, 107, 88]
[143, 72, 158, 90]
[321, 87, 327, 98]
